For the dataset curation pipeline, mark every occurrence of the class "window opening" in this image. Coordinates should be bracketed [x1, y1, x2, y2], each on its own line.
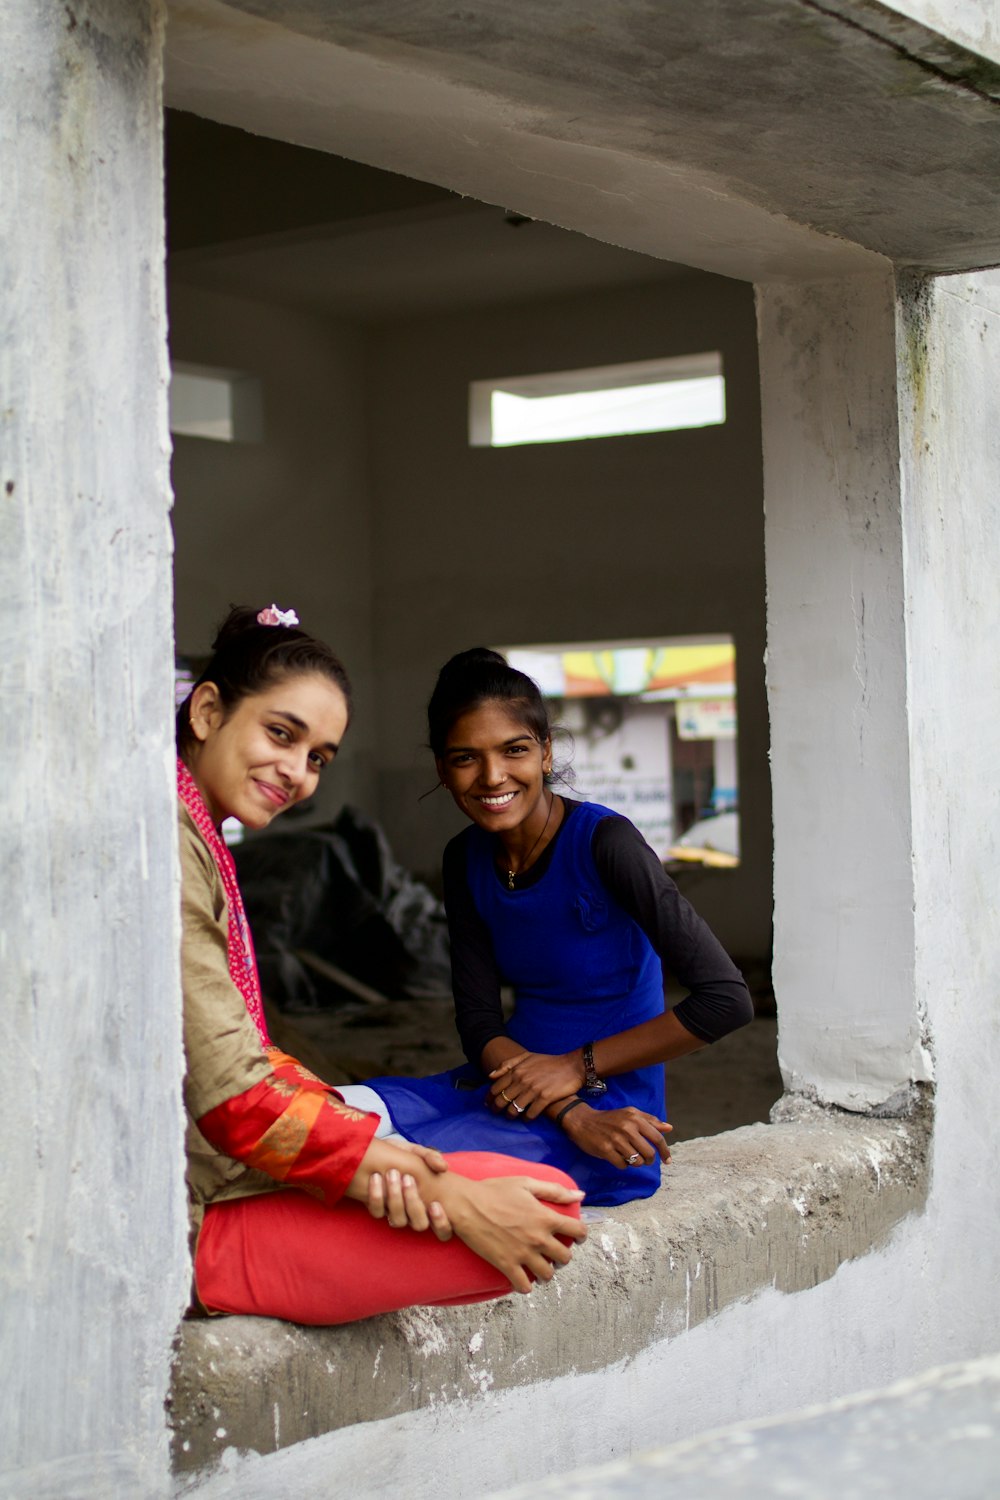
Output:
[169, 361, 263, 443]
[470, 353, 724, 447]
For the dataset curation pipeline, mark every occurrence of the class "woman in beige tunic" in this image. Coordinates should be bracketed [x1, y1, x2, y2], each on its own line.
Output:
[178, 604, 585, 1323]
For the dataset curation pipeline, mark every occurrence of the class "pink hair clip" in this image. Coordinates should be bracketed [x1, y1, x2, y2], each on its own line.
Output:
[257, 603, 300, 628]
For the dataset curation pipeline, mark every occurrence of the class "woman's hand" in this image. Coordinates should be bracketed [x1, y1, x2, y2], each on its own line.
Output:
[366, 1166, 453, 1241]
[395, 1141, 449, 1175]
[489, 1050, 584, 1119]
[562, 1103, 672, 1170]
[366, 1143, 452, 1240]
[438, 1175, 588, 1294]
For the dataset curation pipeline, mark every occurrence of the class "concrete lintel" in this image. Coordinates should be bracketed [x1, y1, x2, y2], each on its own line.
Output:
[164, 0, 885, 284]
[170, 1100, 929, 1481]
[164, 0, 1000, 279]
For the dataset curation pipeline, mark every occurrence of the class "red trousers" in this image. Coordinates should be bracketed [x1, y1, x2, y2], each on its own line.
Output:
[195, 1151, 580, 1325]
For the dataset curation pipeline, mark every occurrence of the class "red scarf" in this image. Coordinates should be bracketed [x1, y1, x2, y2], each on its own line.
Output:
[177, 757, 271, 1047]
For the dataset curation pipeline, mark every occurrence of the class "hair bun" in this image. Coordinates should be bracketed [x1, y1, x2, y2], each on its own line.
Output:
[209, 605, 271, 653]
[439, 646, 508, 676]
[427, 645, 552, 759]
[210, 604, 304, 653]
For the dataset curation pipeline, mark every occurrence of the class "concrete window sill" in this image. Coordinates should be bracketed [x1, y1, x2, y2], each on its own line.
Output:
[169, 1095, 930, 1481]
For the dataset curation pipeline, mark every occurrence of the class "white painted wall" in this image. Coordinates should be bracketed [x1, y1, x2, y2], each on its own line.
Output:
[0, 4, 188, 1496]
[366, 273, 772, 957]
[182, 265, 1000, 1500]
[168, 282, 377, 820]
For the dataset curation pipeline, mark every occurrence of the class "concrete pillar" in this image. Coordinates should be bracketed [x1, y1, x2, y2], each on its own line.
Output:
[0, 3, 187, 1496]
[757, 274, 929, 1111]
[895, 268, 1000, 1273]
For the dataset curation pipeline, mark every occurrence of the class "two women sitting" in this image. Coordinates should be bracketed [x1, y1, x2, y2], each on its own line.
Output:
[177, 605, 750, 1325]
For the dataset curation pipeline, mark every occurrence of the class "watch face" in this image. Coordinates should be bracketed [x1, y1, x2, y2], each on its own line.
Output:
[582, 1042, 607, 1096]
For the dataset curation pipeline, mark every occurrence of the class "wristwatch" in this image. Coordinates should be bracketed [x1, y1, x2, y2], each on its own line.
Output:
[582, 1041, 608, 1097]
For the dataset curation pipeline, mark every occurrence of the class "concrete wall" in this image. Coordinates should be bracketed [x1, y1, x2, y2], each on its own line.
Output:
[489, 1354, 1000, 1500]
[896, 267, 1000, 1312]
[759, 273, 926, 1111]
[0, 3, 188, 1496]
[366, 272, 770, 956]
[168, 282, 377, 820]
[7, 4, 995, 1494]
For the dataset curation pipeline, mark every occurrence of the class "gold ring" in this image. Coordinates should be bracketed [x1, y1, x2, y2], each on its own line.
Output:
[500, 1088, 513, 1103]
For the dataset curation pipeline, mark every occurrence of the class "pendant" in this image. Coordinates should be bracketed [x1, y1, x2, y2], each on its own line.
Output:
[507, 868, 516, 889]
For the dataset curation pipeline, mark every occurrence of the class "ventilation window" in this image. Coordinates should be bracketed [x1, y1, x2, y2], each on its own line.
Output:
[470, 353, 724, 448]
[169, 362, 263, 443]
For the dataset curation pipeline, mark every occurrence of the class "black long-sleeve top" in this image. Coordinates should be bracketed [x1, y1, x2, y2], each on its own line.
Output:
[443, 798, 754, 1069]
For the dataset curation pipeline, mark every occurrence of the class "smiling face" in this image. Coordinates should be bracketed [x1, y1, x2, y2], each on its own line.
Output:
[437, 699, 553, 840]
[186, 671, 349, 829]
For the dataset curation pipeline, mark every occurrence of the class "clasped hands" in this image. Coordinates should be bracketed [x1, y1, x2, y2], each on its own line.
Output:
[363, 1141, 587, 1293]
[366, 1142, 453, 1237]
[490, 1048, 586, 1117]
[489, 1049, 672, 1171]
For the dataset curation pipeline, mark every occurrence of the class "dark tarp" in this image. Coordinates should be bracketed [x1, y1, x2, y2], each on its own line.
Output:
[233, 806, 451, 1008]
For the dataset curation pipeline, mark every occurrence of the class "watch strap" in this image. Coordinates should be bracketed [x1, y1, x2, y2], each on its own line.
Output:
[582, 1041, 608, 1097]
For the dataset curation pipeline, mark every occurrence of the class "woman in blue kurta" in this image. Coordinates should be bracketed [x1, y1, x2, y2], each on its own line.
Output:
[365, 649, 753, 1207]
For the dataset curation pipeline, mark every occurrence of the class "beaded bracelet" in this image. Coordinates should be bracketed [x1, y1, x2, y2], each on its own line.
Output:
[554, 1097, 584, 1127]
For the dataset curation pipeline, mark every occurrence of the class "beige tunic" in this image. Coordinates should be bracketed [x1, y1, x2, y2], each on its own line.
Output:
[179, 804, 291, 1235]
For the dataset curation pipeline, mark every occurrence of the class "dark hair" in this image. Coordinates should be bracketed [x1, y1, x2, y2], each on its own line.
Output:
[176, 605, 352, 756]
[427, 647, 552, 759]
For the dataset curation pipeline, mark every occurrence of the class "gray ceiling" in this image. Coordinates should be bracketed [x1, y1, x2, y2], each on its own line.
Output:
[166, 111, 691, 322]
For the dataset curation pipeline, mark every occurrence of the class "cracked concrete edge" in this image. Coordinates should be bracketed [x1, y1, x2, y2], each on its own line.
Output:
[168, 1095, 931, 1478]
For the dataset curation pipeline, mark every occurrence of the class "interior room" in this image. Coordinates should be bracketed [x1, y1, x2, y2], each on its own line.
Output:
[166, 110, 780, 1139]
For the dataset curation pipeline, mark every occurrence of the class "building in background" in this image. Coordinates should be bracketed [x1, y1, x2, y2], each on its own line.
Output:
[508, 639, 738, 859]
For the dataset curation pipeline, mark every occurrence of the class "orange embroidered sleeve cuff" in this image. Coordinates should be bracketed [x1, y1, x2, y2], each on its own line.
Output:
[197, 1073, 379, 1207]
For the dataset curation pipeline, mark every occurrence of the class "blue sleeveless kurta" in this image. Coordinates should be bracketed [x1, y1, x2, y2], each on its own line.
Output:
[369, 802, 667, 1205]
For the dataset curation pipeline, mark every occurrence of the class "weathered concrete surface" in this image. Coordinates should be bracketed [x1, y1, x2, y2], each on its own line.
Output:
[489, 1354, 1000, 1500]
[163, 0, 879, 285]
[0, 3, 188, 1497]
[164, 0, 1000, 280]
[758, 271, 928, 1113]
[170, 1101, 929, 1481]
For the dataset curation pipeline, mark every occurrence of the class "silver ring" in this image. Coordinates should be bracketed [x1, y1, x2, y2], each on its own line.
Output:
[511, 1101, 525, 1115]
[625, 1152, 643, 1166]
